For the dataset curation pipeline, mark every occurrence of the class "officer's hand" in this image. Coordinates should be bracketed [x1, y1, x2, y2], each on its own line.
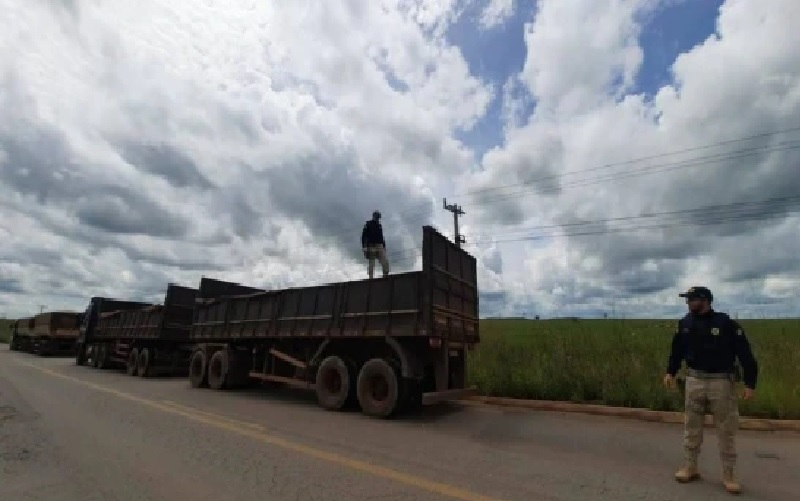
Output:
[663, 374, 676, 389]
[741, 387, 755, 400]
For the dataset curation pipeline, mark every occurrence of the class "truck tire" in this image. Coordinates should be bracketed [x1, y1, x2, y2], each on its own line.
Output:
[207, 350, 229, 390]
[126, 348, 139, 376]
[37, 339, 50, 357]
[95, 344, 109, 369]
[189, 350, 208, 388]
[356, 358, 400, 418]
[315, 355, 353, 411]
[75, 343, 86, 365]
[136, 348, 151, 377]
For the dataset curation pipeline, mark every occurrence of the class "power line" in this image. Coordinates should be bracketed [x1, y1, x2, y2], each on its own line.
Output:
[470, 195, 800, 241]
[467, 140, 800, 206]
[459, 126, 800, 198]
[485, 205, 800, 244]
[300, 195, 800, 279]
[294, 135, 800, 248]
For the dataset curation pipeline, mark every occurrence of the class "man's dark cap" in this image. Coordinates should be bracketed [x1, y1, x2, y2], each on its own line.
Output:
[679, 286, 713, 301]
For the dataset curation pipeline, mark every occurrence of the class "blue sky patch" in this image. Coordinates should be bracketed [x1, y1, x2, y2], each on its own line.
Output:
[446, 0, 537, 160]
[634, 0, 724, 98]
[445, 0, 724, 159]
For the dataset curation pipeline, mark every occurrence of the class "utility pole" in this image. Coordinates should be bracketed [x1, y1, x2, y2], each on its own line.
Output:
[443, 198, 466, 247]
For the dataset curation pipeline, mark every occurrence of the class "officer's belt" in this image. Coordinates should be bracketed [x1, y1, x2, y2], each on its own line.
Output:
[687, 368, 734, 380]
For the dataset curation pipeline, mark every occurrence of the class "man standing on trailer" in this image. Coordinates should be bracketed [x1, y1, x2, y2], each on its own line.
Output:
[361, 210, 389, 279]
[663, 286, 758, 495]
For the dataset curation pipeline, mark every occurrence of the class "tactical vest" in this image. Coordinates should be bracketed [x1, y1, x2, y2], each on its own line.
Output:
[679, 311, 739, 375]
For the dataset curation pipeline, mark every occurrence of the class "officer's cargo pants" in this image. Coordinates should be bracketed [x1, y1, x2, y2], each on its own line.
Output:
[683, 370, 738, 469]
[365, 244, 389, 279]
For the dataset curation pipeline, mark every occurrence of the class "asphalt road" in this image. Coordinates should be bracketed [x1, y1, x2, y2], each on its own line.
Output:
[1, 350, 797, 501]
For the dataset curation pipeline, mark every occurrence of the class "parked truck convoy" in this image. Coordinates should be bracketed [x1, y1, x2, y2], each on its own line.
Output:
[10, 225, 480, 418]
[8, 311, 83, 355]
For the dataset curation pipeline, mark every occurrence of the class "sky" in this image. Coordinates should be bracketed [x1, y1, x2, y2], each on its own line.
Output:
[1, 0, 799, 320]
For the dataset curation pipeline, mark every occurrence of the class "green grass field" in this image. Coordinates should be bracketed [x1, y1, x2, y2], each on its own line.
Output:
[0, 320, 12, 344]
[468, 318, 800, 420]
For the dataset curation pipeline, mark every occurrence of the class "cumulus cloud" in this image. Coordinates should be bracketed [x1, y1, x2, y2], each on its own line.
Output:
[1, 0, 798, 320]
[459, 0, 800, 318]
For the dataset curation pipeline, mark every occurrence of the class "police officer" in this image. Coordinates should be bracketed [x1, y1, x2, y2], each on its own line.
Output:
[663, 286, 758, 494]
[361, 210, 389, 279]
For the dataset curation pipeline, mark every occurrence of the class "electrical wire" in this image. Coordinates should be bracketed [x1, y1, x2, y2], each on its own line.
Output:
[291, 130, 800, 247]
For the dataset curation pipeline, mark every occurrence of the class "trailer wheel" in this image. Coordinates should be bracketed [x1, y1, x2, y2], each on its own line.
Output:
[94, 344, 108, 369]
[315, 355, 353, 411]
[126, 348, 139, 376]
[37, 339, 50, 357]
[207, 350, 229, 390]
[356, 358, 400, 418]
[189, 350, 208, 388]
[136, 348, 151, 377]
[75, 343, 86, 365]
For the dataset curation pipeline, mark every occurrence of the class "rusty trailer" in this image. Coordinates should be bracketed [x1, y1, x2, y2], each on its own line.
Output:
[7, 316, 35, 353]
[76, 284, 198, 376]
[186, 225, 480, 418]
[8, 312, 82, 356]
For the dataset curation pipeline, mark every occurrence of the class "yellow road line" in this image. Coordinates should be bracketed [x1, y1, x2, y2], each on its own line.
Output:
[15, 361, 510, 501]
[159, 399, 266, 431]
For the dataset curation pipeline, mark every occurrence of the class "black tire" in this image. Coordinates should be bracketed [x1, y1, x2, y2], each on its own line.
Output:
[136, 348, 151, 377]
[126, 348, 139, 376]
[75, 343, 86, 365]
[94, 344, 107, 369]
[356, 358, 400, 418]
[315, 355, 353, 411]
[189, 350, 208, 388]
[207, 350, 229, 390]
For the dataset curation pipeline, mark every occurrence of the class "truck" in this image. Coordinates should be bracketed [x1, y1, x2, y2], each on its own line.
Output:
[75, 225, 480, 419]
[8, 312, 82, 355]
[75, 284, 198, 376]
[186, 224, 480, 418]
[32, 311, 83, 355]
[8, 317, 34, 352]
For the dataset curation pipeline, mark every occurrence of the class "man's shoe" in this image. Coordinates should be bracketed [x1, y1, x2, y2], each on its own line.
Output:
[675, 463, 700, 483]
[722, 467, 741, 494]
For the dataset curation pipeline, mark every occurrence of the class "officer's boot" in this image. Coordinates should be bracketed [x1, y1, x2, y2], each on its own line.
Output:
[675, 459, 700, 483]
[722, 466, 741, 494]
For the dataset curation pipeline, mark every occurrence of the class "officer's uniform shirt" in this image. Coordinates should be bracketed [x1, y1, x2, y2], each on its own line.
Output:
[666, 309, 758, 389]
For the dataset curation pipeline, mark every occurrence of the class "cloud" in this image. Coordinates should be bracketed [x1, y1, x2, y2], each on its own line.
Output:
[0, 0, 798, 321]
[479, 0, 516, 30]
[460, 0, 800, 318]
[0, 0, 494, 317]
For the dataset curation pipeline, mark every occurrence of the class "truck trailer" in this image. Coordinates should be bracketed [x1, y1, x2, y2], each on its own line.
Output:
[186, 224, 479, 418]
[31, 311, 83, 355]
[75, 225, 480, 418]
[75, 285, 198, 375]
[8, 317, 34, 352]
[9, 312, 82, 355]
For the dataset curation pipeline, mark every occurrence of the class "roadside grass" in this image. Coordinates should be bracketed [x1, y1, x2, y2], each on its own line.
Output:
[0, 319, 12, 344]
[468, 318, 800, 420]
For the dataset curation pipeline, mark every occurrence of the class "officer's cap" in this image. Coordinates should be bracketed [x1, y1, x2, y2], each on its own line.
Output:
[679, 286, 713, 301]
